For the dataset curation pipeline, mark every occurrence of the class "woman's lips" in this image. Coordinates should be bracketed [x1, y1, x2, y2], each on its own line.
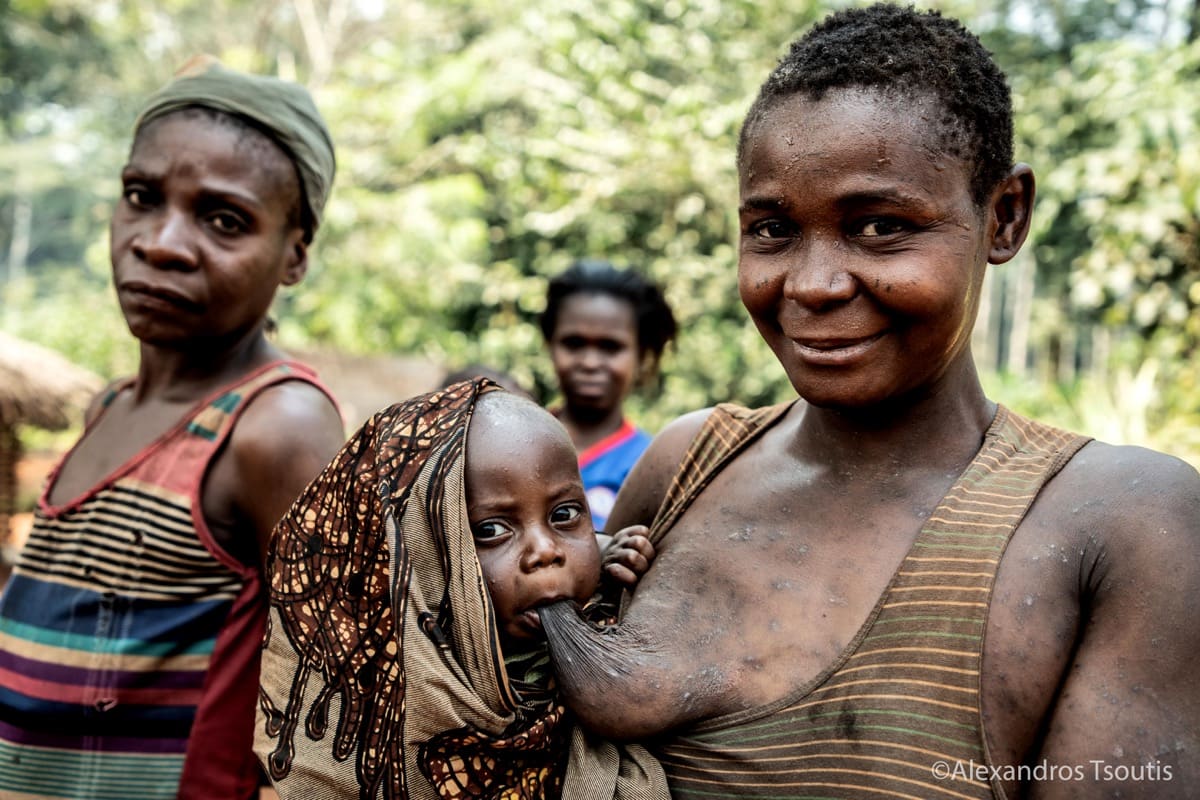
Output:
[790, 331, 886, 365]
[121, 281, 203, 313]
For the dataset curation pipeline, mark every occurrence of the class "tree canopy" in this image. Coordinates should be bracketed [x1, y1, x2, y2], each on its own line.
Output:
[2, 0, 1198, 464]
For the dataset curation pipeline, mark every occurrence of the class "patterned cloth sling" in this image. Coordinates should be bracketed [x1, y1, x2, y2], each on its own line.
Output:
[256, 379, 668, 800]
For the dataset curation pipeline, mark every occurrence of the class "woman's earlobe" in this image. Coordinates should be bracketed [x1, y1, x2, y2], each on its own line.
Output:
[988, 164, 1036, 265]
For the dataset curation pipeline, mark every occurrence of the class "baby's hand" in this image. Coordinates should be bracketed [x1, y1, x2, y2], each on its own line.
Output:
[602, 525, 655, 588]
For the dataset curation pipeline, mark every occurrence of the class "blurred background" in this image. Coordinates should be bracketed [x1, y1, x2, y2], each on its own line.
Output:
[1, 0, 1199, 544]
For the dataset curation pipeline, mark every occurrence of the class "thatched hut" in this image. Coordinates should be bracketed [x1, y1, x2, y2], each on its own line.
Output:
[0, 332, 102, 545]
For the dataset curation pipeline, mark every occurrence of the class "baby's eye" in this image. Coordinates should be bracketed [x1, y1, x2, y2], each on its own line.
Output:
[550, 504, 584, 525]
[472, 520, 511, 542]
[859, 218, 908, 237]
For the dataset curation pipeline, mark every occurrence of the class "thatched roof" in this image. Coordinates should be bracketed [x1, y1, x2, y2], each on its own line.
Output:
[0, 332, 103, 431]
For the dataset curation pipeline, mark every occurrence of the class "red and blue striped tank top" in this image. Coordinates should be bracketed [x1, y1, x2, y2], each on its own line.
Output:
[0, 361, 331, 800]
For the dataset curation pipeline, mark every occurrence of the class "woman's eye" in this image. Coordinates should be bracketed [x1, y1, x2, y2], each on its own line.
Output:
[123, 186, 154, 208]
[860, 219, 907, 237]
[209, 211, 247, 235]
[472, 521, 510, 542]
[550, 504, 583, 525]
[751, 219, 794, 239]
[556, 336, 586, 351]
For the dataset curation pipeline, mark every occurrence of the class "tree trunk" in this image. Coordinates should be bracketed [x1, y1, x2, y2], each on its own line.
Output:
[1006, 252, 1036, 376]
[0, 424, 19, 550]
[5, 191, 32, 284]
[973, 266, 998, 372]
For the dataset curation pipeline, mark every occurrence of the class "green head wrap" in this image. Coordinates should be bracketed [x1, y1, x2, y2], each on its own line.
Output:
[134, 56, 336, 242]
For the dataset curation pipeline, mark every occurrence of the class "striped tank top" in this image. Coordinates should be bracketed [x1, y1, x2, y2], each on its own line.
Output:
[651, 402, 1090, 800]
[0, 361, 331, 800]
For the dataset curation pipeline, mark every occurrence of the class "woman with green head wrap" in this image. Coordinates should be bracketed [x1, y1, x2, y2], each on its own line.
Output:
[134, 54, 336, 243]
[0, 58, 346, 800]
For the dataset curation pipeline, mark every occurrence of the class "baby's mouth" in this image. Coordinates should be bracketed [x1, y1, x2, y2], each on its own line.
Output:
[522, 595, 574, 630]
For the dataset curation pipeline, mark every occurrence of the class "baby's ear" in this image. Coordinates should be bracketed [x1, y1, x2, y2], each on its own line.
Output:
[988, 164, 1035, 265]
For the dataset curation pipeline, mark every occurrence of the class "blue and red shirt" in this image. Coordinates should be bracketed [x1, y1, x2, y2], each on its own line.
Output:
[577, 420, 651, 531]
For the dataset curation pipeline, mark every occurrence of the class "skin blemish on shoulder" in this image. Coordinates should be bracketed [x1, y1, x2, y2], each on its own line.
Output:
[742, 655, 765, 670]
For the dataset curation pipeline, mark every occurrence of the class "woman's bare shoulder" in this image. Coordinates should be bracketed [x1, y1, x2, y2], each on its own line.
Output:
[1030, 438, 1199, 555]
[605, 407, 715, 531]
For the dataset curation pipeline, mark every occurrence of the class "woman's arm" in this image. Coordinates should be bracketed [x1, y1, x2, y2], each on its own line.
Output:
[604, 408, 712, 533]
[544, 409, 715, 740]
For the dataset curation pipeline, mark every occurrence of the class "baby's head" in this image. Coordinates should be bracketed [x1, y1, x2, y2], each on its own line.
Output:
[465, 390, 601, 643]
[738, 3, 1013, 207]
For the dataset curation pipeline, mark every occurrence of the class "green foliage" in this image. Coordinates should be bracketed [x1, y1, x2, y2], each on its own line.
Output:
[1004, 35, 1200, 462]
[293, 0, 816, 423]
[2, 0, 1198, 468]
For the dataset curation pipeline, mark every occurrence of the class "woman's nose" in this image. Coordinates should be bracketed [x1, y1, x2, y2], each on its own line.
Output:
[132, 208, 198, 271]
[783, 236, 857, 311]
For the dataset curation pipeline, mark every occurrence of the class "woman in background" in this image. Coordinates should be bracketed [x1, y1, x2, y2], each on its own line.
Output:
[539, 260, 676, 531]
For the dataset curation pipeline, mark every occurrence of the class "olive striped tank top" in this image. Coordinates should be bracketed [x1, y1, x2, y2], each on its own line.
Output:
[650, 403, 1090, 800]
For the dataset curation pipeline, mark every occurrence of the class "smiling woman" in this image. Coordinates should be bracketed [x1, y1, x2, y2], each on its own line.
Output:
[540, 5, 1200, 800]
[736, 88, 1006, 409]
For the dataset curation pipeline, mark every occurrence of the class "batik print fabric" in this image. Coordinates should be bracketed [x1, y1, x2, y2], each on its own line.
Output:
[257, 379, 667, 800]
